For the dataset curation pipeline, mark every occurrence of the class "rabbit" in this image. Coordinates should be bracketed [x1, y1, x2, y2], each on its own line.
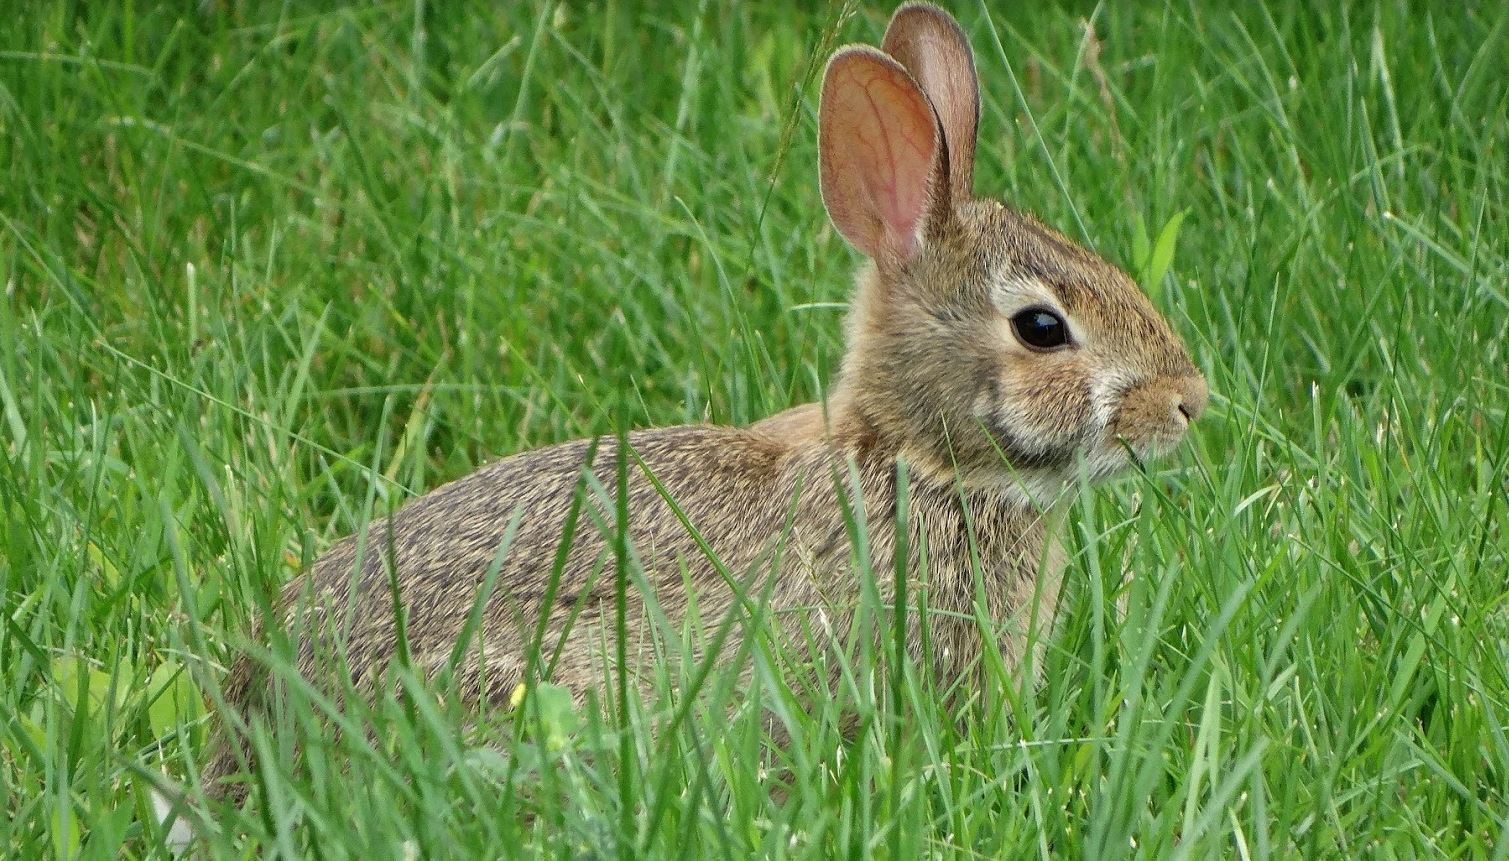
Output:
[199, 1, 1207, 808]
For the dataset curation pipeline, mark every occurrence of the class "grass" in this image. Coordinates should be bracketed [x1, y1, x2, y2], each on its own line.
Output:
[2, 0, 1506, 856]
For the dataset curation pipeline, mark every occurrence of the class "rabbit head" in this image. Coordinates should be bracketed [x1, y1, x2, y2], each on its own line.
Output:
[819, 2, 1207, 499]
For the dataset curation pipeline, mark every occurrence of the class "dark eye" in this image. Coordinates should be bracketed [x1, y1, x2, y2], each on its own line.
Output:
[1011, 307, 1070, 350]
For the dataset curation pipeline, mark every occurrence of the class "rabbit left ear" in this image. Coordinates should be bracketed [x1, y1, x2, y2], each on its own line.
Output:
[818, 46, 947, 266]
[882, 3, 980, 203]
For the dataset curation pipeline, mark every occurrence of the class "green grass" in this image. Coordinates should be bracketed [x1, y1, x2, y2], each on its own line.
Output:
[3, 0, 1507, 857]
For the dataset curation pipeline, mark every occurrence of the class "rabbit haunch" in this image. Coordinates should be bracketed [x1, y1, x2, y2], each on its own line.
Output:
[201, 2, 1205, 805]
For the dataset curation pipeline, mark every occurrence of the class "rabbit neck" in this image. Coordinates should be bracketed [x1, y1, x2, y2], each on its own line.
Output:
[819, 385, 1072, 517]
[830, 442, 1067, 651]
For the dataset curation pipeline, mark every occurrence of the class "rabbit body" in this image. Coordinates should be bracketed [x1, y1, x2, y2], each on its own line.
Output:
[202, 2, 1206, 804]
[203, 405, 1059, 802]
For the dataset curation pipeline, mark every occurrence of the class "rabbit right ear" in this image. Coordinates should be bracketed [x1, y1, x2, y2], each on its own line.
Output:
[881, 3, 980, 202]
[819, 46, 946, 266]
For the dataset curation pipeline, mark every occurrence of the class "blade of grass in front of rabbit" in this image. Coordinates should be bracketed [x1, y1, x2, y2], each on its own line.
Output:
[612, 425, 635, 842]
[887, 458, 912, 861]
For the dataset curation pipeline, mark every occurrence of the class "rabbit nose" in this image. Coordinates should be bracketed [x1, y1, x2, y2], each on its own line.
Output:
[1174, 376, 1209, 423]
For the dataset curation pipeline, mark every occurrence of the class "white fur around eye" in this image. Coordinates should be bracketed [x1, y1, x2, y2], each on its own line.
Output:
[989, 273, 1085, 347]
[989, 274, 1058, 317]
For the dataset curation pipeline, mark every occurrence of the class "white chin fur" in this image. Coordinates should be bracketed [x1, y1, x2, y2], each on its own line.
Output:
[1089, 435, 1182, 480]
[150, 787, 195, 855]
[986, 468, 1074, 509]
[1085, 445, 1133, 482]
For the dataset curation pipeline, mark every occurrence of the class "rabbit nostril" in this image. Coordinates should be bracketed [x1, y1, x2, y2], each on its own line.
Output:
[1176, 377, 1209, 423]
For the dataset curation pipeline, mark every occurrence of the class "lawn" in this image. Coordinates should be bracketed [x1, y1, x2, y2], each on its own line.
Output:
[2, 1, 1506, 857]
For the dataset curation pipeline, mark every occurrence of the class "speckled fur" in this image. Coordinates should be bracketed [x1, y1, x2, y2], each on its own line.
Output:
[201, 2, 1206, 805]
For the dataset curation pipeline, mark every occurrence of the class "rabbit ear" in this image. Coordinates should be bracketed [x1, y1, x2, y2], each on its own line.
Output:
[819, 46, 946, 265]
[881, 2, 980, 202]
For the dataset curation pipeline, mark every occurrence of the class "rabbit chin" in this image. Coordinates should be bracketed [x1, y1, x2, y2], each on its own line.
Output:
[966, 435, 1183, 509]
[999, 431, 1183, 492]
[1087, 432, 1186, 479]
[987, 467, 1078, 510]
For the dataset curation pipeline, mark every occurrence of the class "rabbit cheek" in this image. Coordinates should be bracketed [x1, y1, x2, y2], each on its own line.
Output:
[977, 358, 1090, 471]
[1089, 369, 1135, 436]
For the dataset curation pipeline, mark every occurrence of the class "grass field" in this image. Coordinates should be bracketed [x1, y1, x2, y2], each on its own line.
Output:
[3, 1, 1507, 857]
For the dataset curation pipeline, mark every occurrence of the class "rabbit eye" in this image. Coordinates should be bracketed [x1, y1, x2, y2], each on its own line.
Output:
[1011, 307, 1070, 350]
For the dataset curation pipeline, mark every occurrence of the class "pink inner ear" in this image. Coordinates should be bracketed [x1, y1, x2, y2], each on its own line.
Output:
[842, 62, 936, 258]
[820, 50, 940, 263]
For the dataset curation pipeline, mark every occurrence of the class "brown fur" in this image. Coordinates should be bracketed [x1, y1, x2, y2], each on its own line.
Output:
[200, 2, 1206, 805]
